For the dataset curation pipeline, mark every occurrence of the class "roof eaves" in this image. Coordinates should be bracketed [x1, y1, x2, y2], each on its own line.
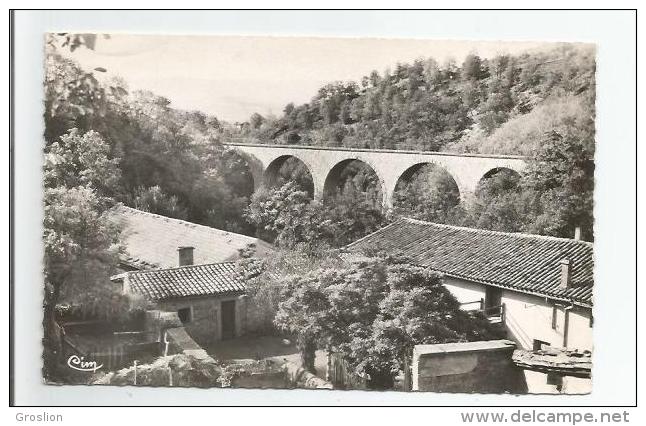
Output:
[437, 269, 592, 309]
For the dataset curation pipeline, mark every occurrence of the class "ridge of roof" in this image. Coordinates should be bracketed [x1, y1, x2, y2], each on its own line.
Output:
[399, 217, 593, 247]
[126, 260, 238, 276]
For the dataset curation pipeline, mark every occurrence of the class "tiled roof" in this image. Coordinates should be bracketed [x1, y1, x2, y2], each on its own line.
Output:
[345, 218, 594, 307]
[110, 205, 274, 269]
[124, 262, 246, 301]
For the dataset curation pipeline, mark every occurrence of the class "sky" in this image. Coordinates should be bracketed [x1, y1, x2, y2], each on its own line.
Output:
[62, 35, 555, 122]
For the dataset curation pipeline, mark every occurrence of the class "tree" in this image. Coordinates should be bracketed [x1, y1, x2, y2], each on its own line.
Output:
[244, 182, 333, 251]
[462, 54, 484, 81]
[274, 258, 499, 388]
[44, 128, 121, 197]
[43, 186, 123, 380]
[249, 112, 265, 129]
[522, 127, 595, 241]
[462, 169, 526, 233]
[131, 185, 189, 220]
[245, 182, 387, 251]
[391, 164, 463, 224]
[42, 128, 126, 380]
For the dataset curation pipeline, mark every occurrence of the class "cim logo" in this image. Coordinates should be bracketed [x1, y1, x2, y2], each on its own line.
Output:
[67, 355, 103, 372]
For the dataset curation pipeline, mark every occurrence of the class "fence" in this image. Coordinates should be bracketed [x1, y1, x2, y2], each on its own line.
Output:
[58, 318, 161, 372]
[327, 352, 368, 390]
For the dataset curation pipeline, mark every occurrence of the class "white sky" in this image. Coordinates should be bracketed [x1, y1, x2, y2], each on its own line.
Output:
[61, 35, 555, 122]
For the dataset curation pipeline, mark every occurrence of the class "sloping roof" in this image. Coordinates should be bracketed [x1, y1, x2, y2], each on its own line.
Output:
[124, 262, 246, 301]
[110, 205, 274, 269]
[345, 218, 594, 307]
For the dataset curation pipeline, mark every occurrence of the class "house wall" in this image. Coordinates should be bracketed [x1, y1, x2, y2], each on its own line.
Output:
[443, 276, 593, 394]
[157, 294, 246, 345]
[500, 290, 592, 352]
[443, 277, 487, 310]
[443, 276, 593, 352]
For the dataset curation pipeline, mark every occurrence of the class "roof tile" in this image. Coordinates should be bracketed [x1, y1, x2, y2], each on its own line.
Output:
[125, 262, 248, 301]
[346, 218, 594, 307]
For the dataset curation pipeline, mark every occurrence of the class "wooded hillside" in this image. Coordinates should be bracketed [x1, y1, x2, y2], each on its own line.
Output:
[235, 44, 595, 156]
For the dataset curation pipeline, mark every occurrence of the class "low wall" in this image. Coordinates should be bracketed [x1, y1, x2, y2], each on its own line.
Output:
[412, 340, 527, 393]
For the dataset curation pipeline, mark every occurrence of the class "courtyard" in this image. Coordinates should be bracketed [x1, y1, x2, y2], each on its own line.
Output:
[204, 335, 328, 378]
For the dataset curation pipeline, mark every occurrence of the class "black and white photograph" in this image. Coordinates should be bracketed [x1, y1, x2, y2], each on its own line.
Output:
[7, 7, 639, 414]
[40, 33, 595, 393]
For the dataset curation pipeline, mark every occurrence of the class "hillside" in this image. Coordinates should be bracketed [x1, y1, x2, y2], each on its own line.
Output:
[234, 44, 595, 156]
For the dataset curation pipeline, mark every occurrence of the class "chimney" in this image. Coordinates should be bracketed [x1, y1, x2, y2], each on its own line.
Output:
[574, 227, 582, 241]
[559, 259, 571, 288]
[178, 246, 194, 266]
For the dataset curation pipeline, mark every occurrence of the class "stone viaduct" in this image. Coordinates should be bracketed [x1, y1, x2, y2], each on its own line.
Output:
[224, 143, 527, 208]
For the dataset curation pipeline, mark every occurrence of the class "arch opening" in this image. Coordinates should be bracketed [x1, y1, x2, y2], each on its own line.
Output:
[391, 162, 461, 223]
[264, 155, 315, 198]
[475, 167, 522, 198]
[323, 159, 384, 208]
[220, 148, 256, 199]
[464, 167, 524, 232]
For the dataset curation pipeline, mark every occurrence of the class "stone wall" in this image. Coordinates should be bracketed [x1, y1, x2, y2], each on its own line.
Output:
[412, 340, 527, 393]
[227, 360, 333, 389]
[156, 294, 246, 345]
[157, 297, 219, 345]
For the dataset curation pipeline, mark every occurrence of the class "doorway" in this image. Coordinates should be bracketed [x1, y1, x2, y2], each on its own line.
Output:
[485, 286, 502, 310]
[221, 300, 236, 340]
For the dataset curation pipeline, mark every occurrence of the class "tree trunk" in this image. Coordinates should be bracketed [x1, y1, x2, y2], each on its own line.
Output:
[298, 335, 317, 374]
[42, 281, 62, 381]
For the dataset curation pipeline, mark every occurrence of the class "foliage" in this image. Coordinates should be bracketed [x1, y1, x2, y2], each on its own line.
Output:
[521, 127, 595, 241]
[238, 45, 594, 154]
[45, 51, 255, 235]
[390, 164, 464, 224]
[245, 182, 386, 251]
[270, 157, 315, 196]
[237, 248, 344, 335]
[445, 94, 594, 155]
[274, 258, 499, 388]
[130, 185, 189, 220]
[44, 128, 121, 197]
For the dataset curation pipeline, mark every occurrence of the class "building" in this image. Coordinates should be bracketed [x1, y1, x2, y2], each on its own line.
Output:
[114, 260, 251, 344]
[109, 206, 274, 344]
[345, 217, 594, 393]
[109, 205, 274, 271]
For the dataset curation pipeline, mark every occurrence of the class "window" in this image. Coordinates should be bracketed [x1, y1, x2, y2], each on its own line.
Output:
[178, 307, 192, 323]
[533, 339, 550, 351]
[552, 306, 558, 330]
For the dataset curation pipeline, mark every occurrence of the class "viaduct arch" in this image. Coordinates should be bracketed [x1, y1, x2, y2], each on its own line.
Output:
[224, 143, 527, 208]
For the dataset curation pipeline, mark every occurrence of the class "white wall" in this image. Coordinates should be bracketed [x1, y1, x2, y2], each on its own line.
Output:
[444, 276, 593, 352]
[444, 277, 593, 394]
[500, 289, 593, 352]
[443, 276, 487, 310]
